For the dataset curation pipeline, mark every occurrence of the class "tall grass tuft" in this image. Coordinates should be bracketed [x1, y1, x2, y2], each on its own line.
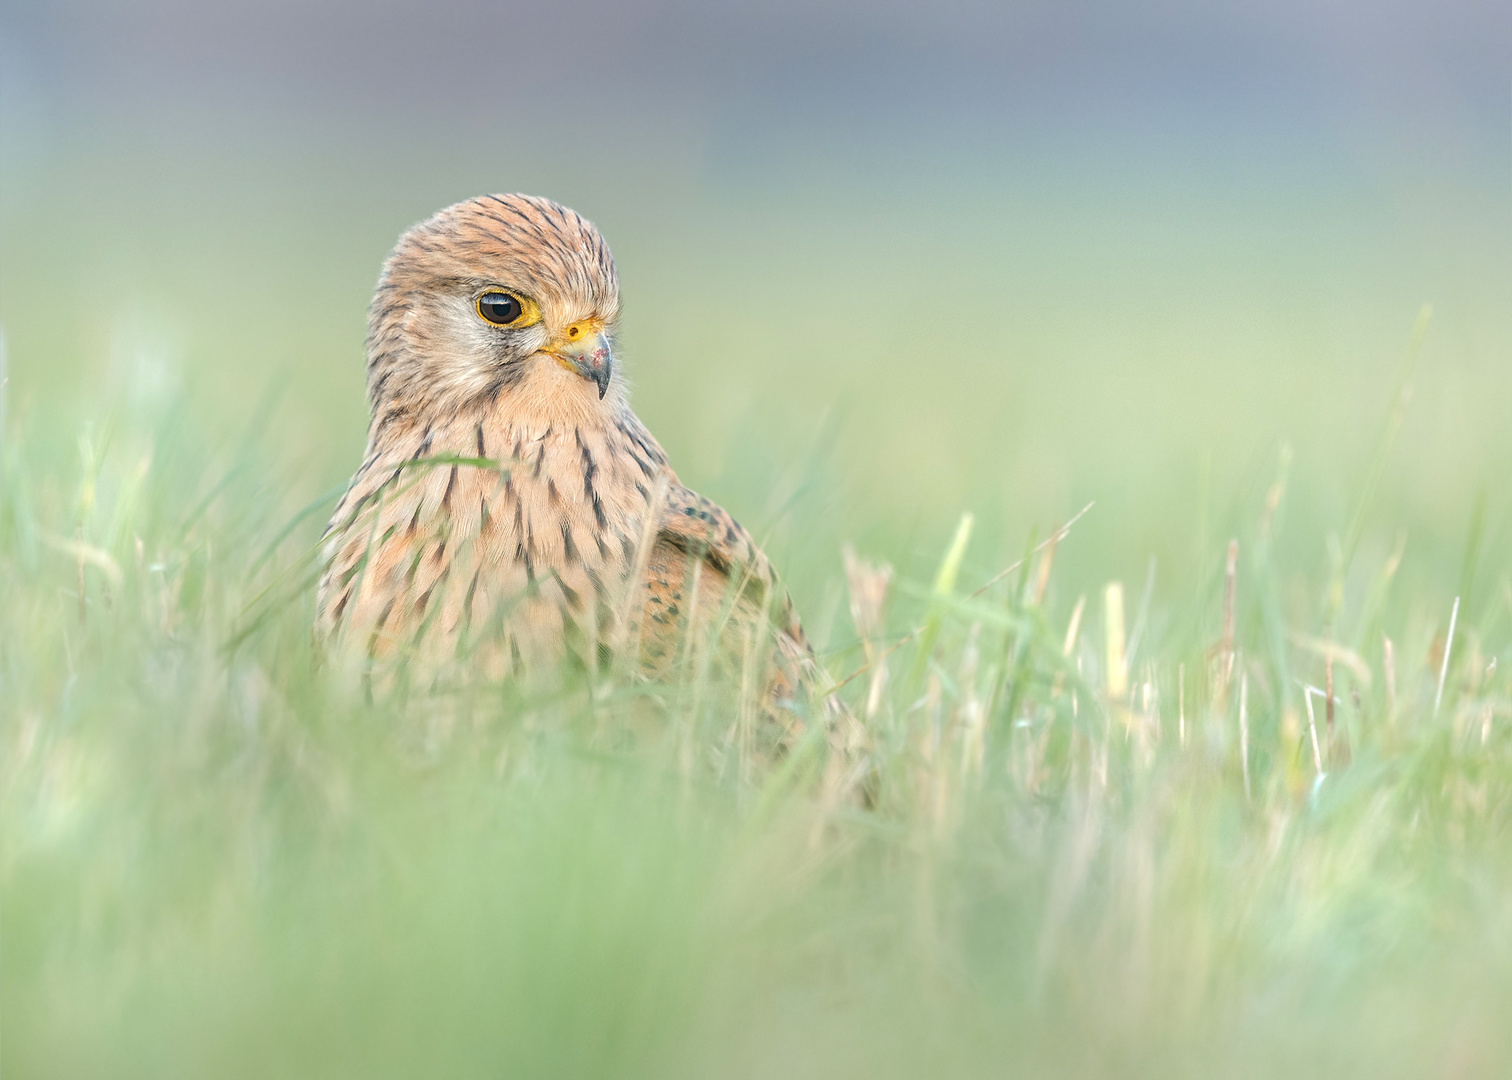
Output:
[3, 374, 1511, 1079]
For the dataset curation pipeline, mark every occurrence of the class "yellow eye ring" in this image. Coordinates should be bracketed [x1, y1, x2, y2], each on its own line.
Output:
[475, 290, 541, 328]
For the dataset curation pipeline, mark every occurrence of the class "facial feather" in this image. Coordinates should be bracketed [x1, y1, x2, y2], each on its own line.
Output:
[365, 194, 623, 435]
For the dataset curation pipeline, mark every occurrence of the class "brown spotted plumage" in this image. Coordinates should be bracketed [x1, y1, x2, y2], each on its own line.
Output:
[316, 194, 843, 747]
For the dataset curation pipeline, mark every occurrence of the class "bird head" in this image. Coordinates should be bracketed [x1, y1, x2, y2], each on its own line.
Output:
[365, 194, 623, 432]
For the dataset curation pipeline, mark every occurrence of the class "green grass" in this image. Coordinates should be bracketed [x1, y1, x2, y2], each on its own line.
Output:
[3, 129, 1511, 1075]
[3, 319, 1510, 1078]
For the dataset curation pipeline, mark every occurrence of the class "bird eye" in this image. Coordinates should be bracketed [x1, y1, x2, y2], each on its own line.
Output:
[477, 291, 524, 325]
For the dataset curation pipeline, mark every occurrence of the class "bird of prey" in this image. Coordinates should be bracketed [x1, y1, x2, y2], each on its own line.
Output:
[316, 194, 846, 755]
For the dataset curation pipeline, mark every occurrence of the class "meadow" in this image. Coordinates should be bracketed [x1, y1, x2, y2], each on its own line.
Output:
[3, 126, 1511, 1077]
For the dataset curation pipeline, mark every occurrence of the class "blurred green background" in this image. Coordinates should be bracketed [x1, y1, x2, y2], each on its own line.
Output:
[4, 0, 1508, 613]
[4, 4, 1511, 1077]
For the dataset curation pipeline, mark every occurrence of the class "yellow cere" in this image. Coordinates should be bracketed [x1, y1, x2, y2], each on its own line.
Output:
[559, 318, 602, 346]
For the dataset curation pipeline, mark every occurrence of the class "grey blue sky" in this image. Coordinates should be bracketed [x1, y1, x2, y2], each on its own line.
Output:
[3, 0, 1507, 177]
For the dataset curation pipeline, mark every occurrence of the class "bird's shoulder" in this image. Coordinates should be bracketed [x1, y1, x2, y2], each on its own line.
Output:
[604, 411, 746, 571]
[656, 482, 761, 578]
[649, 480, 808, 649]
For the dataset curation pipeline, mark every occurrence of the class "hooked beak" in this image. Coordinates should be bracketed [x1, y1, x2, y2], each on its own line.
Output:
[546, 323, 613, 399]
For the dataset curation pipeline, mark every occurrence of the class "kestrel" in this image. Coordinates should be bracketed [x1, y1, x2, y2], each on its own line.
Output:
[316, 194, 843, 753]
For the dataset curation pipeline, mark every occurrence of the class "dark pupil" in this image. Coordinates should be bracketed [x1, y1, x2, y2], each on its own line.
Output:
[479, 292, 522, 324]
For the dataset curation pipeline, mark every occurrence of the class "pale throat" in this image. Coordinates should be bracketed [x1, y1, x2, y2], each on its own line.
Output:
[475, 350, 621, 437]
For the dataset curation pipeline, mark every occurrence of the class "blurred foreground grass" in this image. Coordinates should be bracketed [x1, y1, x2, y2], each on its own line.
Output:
[3, 318, 1511, 1079]
[4, 127, 1512, 1075]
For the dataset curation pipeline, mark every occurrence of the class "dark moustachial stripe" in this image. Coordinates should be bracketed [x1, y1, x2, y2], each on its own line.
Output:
[481, 362, 528, 404]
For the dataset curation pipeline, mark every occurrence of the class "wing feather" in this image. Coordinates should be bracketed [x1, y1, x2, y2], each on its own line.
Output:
[645, 483, 808, 654]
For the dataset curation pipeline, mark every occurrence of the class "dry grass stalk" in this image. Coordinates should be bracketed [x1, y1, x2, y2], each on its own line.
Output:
[1105, 581, 1128, 702]
[1031, 532, 1057, 606]
[969, 501, 1093, 601]
[1096, 702, 1111, 789]
[827, 502, 1093, 698]
[842, 544, 892, 645]
[1062, 594, 1086, 658]
[912, 671, 949, 832]
[1130, 671, 1157, 765]
[1051, 594, 1086, 701]
[1303, 686, 1324, 775]
[1214, 538, 1239, 708]
[1434, 596, 1460, 719]
[1290, 632, 1373, 686]
[842, 544, 895, 722]
[1239, 668, 1251, 801]
[76, 524, 87, 625]
[957, 623, 984, 778]
[736, 618, 760, 785]
[864, 654, 890, 722]
[1325, 636, 1335, 736]
[1384, 635, 1397, 720]
[675, 555, 707, 781]
[1224, 538, 1238, 640]
[1179, 662, 1186, 746]
[1476, 657, 1495, 744]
